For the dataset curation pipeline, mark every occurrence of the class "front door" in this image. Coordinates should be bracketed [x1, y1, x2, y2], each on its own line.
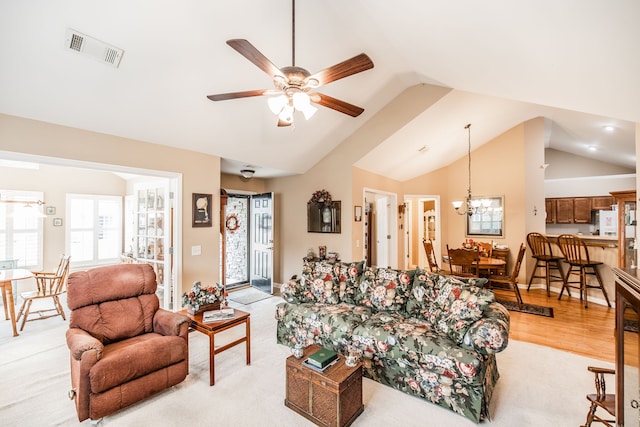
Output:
[250, 192, 274, 294]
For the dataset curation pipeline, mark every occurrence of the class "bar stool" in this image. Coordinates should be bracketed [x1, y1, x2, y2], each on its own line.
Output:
[556, 234, 611, 308]
[526, 232, 565, 296]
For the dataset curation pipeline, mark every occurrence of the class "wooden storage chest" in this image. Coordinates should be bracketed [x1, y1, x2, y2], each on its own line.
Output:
[285, 345, 363, 427]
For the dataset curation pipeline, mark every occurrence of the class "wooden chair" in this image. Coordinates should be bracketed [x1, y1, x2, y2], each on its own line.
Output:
[422, 239, 441, 272]
[581, 366, 616, 426]
[526, 232, 565, 296]
[557, 234, 611, 308]
[446, 245, 479, 277]
[16, 255, 70, 330]
[476, 242, 493, 258]
[488, 243, 526, 308]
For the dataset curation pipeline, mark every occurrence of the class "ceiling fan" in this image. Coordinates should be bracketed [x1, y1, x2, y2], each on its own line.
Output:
[206, 0, 374, 127]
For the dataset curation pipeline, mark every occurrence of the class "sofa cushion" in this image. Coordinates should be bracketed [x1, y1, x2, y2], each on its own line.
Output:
[355, 267, 415, 312]
[275, 302, 372, 351]
[351, 312, 486, 386]
[333, 261, 365, 304]
[89, 333, 187, 393]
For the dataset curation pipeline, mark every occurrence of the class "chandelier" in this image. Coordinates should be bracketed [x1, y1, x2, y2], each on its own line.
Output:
[452, 124, 490, 216]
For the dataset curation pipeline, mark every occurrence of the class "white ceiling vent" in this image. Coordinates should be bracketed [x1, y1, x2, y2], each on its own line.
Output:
[64, 29, 124, 68]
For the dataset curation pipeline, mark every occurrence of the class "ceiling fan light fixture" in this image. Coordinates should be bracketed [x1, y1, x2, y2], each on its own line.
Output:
[268, 95, 288, 114]
[278, 104, 294, 123]
[292, 92, 317, 120]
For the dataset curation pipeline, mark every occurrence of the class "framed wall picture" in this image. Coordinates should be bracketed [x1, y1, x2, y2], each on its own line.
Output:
[46, 206, 56, 215]
[192, 193, 212, 227]
[53, 218, 63, 226]
[307, 201, 341, 233]
[466, 195, 504, 237]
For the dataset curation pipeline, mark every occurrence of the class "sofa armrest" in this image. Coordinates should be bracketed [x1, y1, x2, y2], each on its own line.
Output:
[66, 328, 104, 361]
[153, 309, 190, 339]
[461, 302, 510, 355]
[280, 277, 303, 303]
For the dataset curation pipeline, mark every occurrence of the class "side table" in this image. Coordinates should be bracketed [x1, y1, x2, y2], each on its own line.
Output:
[181, 307, 251, 386]
[285, 344, 363, 427]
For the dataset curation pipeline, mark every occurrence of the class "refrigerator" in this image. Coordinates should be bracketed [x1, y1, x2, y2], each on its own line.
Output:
[599, 210, 617, 237]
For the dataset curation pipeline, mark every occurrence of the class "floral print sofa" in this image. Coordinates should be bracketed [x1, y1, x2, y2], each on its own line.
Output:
[275, 260, 510, 423]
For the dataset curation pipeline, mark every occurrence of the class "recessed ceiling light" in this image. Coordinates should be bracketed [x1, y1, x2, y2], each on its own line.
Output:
[588, 146, 597, 152]
[602, 125, 615, 132]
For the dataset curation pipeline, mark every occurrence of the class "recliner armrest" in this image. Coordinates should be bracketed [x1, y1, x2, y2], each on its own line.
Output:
[153, 308, 190, 338]
[66, 328, 104, 361]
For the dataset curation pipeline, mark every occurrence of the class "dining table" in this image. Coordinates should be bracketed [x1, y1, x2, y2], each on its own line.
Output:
[475, 256, 506, 276]
[0, 268, 34, 336]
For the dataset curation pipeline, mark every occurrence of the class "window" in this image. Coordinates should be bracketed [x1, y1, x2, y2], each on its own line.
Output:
[466, 196, 504, 237]
[67, 194, 122, 267]
[0, 190, 44, 269]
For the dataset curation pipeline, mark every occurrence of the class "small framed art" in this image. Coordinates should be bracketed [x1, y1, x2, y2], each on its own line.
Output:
[192, 193, 212, 227]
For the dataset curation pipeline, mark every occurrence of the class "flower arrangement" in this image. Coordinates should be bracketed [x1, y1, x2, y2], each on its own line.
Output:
[182, 281, 225, 311]
[308, 189, 332, 206]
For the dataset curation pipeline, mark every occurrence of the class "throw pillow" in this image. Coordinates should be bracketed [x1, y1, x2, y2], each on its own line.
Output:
[429, 277, 495, 343]
[333, 261, 365, 304]
[302, 260, 340, 304]
[356, 266, 415, 312]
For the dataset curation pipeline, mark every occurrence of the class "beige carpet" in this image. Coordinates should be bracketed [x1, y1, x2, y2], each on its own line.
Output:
[0, 295, 614, 426]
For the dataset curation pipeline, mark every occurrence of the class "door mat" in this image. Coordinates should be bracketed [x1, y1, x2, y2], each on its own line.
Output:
[229, 287, 272, 305]
[624, 319, 638, 333]
[496, 299, 554, 318]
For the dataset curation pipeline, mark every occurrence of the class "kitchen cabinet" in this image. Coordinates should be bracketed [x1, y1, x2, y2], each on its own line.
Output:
[611, 190, 636, 268]
[573, 197, 592, 223]
[555, 198, 574, 223]
[545, 195, 615, 224]
[591, 196, 615, 210]
[545, 199, 557, 224]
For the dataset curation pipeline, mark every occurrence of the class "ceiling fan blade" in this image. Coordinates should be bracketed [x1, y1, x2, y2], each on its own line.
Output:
[226, 39, 285, 79]
[306, 53, 374, 88]
[207, 89, 268, 101]
[277, 118, 292, 127]
[309, 92, 365, 117]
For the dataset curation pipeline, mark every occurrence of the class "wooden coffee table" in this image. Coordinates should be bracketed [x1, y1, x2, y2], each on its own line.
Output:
[181, 307, 251, 386]
[285, 344, 363, 427]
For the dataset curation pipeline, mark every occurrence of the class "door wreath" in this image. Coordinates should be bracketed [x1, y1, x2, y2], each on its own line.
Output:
[225, 213, 239, 232]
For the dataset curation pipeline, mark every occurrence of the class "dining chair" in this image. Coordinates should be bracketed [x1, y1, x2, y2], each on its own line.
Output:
[476, 242, 493, 258]
[556, 234, 611, 308]
[526, 232, 565, 296]
[581, 366, 615, 426]
[446, 245, 480, 277]
[488, 243, 526, 308]
[16, 255, 71, 330]
[422, 239, 442, 272]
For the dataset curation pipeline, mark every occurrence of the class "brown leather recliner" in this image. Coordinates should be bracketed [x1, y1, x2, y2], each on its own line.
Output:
[65, 263, 190, 422]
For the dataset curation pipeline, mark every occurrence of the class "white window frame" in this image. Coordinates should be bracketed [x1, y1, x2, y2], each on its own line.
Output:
[0, 190, 44, 270]
[66, 194, 122, 268]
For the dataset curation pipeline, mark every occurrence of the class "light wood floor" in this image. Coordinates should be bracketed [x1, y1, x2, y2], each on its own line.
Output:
[495, 286, 618, 363]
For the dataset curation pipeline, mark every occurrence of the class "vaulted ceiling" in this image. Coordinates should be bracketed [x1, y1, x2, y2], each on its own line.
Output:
[0, 1, 638, 179]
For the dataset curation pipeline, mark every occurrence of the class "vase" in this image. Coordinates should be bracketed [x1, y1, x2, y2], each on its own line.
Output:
[291, 345, 305, 359]
[187, 301, 220, 315]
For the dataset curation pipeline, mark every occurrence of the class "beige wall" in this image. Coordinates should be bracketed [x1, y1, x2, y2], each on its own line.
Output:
[0, 113, 221, 296]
